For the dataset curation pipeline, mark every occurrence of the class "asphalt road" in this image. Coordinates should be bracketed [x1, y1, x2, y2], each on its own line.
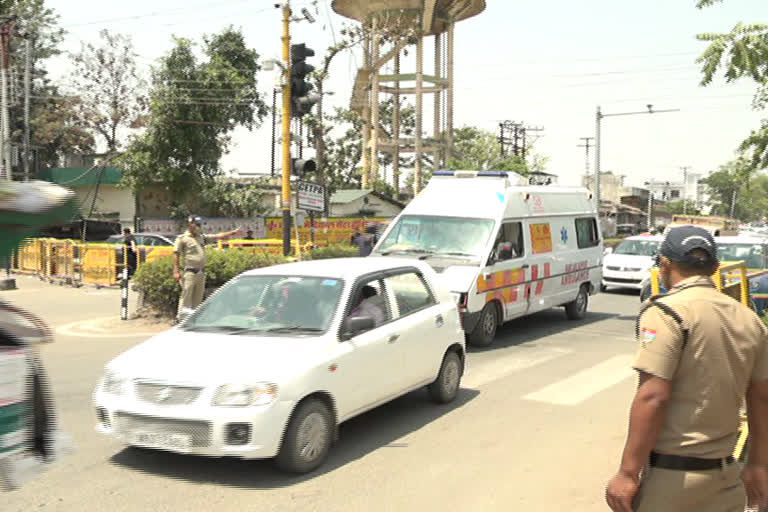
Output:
[2, 275, 644, 512]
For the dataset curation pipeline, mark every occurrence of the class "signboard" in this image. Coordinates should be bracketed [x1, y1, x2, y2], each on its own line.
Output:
[530, 223, 553, 254]
[140, 218, 266, 239]
[296, 181, 326, 213]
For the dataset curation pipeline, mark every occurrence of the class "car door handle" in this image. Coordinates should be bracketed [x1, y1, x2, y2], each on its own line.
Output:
[388, 334, 400, 343]
[521, 264, 530, 269]
[435, 315, 444, 327]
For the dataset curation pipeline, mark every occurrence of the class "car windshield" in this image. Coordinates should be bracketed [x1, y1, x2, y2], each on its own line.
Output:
[717, 243, 766, 268]
[376, 215, 495, 258]
[183, 275, 344, 335]
[613, 239, 660, 256]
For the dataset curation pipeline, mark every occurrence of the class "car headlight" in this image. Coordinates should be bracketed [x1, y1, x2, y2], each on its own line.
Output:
[750, 279, 760, 291]
[213, 383, 278, 407]
[102, 370, 128, 395]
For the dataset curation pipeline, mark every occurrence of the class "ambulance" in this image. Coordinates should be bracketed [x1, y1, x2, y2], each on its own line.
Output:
[370, 170, 604, 347]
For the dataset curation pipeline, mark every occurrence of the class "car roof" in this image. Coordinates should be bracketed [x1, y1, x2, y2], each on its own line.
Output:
[715, 236, 768, 244]
[621, 235, 664, 241]
[241, 257, 433, 280]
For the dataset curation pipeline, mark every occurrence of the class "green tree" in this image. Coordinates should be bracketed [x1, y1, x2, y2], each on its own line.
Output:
[3, 0, 94, 170]
[191, 177, 274, 219]
[68, 29, 147, 151]
[695, 1, 768, 169]
[665, 199, 701, 216]
[445, 126, 530, 173]
[701, 156, 759, 219]
[118, 27, 268, 212]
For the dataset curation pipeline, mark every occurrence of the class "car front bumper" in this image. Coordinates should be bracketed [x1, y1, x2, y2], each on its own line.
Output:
[602, 270, 649, 290]
[93, 388, 295, 459]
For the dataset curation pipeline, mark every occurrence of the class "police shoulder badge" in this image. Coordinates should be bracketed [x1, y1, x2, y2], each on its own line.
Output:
[640, 327, 657, 344]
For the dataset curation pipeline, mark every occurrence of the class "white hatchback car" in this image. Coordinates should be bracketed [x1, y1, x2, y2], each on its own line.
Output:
[93, 257, 466, 474]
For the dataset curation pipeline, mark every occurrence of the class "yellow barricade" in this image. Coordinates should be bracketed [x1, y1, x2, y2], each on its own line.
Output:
[81, 244, 117, 286]
[16, 239, 43, 274]
[48, 239, 75, 279]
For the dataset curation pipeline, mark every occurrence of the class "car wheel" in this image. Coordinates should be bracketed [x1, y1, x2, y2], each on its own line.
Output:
[428, 350, 463, 404]
[275, 399, 333, 474]
[565, 285, 589, 320]
[468, 303, 498, 347]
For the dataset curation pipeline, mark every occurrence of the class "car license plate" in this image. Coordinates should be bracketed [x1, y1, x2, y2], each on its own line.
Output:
[126, 431, 192, 452]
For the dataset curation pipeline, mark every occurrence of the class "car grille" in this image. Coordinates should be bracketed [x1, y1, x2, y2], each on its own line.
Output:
[606, 266, 642, 272]
[135, 382, 203, 406]
[115, 412, 211, 447]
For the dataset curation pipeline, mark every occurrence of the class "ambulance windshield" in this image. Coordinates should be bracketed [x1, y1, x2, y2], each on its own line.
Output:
[377, 215, 495, 259]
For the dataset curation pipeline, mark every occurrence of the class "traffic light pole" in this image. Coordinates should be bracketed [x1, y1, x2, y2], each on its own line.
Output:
[281, 3, 292, 257]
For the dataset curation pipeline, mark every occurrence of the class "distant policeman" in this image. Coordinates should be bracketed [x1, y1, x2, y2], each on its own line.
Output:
[606, 225, 768, 512]
[173, 215, 241, 319]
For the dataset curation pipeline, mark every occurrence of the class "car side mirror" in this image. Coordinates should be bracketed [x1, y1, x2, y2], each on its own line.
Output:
[178, 307, 195, 324]
[341, 315, 375, 341]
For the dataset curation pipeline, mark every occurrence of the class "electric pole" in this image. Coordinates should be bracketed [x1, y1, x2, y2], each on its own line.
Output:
[281, 3, 292, 257]
[23, 37, 30, 182]
[0, 17, 14, 181]
[578, 136, 594, 178]
[680, 165, 690, 215]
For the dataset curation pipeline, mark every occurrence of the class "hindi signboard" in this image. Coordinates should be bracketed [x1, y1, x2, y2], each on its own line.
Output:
[296, 181, 326, 213]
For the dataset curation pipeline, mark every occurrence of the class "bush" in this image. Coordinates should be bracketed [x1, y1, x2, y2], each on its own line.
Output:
[133, 247, 289, 317]
[306, 244, 359, 260]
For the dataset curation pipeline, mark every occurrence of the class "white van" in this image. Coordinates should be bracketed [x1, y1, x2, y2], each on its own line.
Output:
[602, 234, 663, 292]
[370, 170, 603, 347]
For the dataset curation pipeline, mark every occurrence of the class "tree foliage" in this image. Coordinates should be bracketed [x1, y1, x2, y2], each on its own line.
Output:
[695, 1, 768, 169]
[3, 0, 94, 169]
[118, 27, 268, 211]
[445, 126, 530, 173]
[68, 29, 147, 151]
[191, 177, 274, 219]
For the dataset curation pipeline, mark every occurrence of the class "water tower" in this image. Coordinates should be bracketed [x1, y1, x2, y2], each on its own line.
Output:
[331, 0, 486, 194]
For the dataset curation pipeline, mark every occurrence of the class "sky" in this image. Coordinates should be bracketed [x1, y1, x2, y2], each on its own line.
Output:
[44, 0, 767, 189]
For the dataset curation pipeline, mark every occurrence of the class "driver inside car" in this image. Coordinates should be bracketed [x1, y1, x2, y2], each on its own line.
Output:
[349, 285, 386, 328]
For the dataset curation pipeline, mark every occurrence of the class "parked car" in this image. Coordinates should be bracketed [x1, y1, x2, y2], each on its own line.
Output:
[105, 233, 177, 247]
[638, 235, 768, 314]
[93, 257, 466, 474]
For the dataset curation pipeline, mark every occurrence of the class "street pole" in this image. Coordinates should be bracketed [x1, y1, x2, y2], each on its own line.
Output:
[646, 180, 653, 231]
[0, 21, 11, 181]
[680, 166, 690, 215]
[23, 38, 30, 182]
[271, 87, 277, 177]
[595, 106, 602, 213]
[281, 3, 292, 257]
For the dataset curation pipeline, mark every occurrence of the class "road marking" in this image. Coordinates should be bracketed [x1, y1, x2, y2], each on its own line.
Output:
[462, 347, 572, 389]
[56, 317, 167, 339]
[522, 354, 635, 406]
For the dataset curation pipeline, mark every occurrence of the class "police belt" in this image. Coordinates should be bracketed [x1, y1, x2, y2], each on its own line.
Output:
[650, 451, 734, 471]
[184, 267, 202, 273]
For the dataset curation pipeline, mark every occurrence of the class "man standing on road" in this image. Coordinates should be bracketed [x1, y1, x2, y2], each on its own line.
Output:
[606, 225, 768, 512]
[122, 227, 138, 279]
[173, 215, 241, 319]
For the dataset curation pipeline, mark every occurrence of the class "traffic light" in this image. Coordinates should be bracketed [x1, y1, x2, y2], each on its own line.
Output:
[290, 43, 320, 118]
[292, 158, 316, 177]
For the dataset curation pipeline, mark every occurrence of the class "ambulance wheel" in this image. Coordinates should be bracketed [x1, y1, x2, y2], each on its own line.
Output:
[469, 303, 498, 347]
[565, 285, 588, 320]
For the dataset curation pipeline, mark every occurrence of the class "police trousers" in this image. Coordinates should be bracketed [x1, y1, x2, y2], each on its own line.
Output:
[177, 270, 206, 317]
[633, 462, 746, 512]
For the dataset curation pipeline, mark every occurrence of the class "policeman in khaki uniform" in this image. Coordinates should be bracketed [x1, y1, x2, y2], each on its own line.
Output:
[173, 215, 241, 319]
[606, 225, 768, 512]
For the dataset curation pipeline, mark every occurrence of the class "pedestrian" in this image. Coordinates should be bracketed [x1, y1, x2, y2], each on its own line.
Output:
[605, 225, 768, 512]
[173, 215, 242, 319]
[244, 229, 254, 240]
[122, 227, 138, 279]
[354, 228, 375, 257]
